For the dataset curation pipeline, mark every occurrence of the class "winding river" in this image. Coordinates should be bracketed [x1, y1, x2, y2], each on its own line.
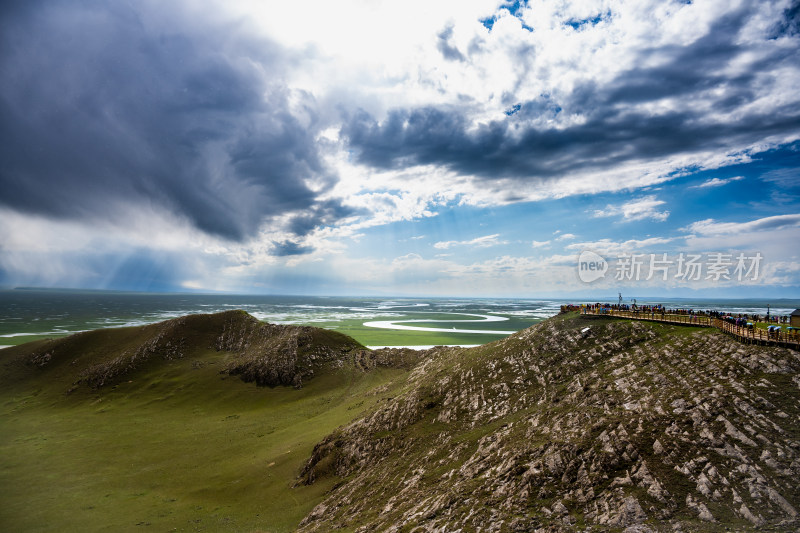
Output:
[363, 312, 516, 334]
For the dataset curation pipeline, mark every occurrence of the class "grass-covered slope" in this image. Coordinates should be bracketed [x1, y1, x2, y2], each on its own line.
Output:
[297, 313, 800, 532]
[3, 311, 799, 532]
[0, 311, 417, 532]
[1, 310, 367, 393]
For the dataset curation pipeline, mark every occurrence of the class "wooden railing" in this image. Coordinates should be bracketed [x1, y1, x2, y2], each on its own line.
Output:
[582, 308, 713, 326]
[711, 318, 800, 347]
[581, 308, 800, 348]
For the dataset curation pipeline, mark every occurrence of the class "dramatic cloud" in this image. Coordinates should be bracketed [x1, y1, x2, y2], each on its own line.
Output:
[341, 0, 800, 199]
[0, 1, 343, 242]
[1, 0, 798, 294]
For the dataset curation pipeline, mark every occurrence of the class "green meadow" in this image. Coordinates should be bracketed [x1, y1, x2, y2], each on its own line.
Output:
[0, 338, 409, 532]
[317, 316, 540, 346]
[0, 315, 543, 349]
[0, 308, 544, 531]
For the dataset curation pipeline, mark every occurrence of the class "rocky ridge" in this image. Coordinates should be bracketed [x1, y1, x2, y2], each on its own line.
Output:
[216, 311, 422, 387]
[297, 313, 800, 532]
[13, 310, 368, 391]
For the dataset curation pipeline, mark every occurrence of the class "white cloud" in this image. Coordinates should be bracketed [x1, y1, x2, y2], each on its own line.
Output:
[241, 0, 796, 257]
[678, 214, 800, 285]
[434, 233, 508, 250]
[0, 207, 236, 290]
[567, 237, 677, 256]
[759, 168, 799, 185]
[593, 195, 670, 222]
[685, 213, 800, 235]
[250, 0, 797, 234]
[0, 206, 213, 255]
[4, 0, 799, 296]
[690, 176, 745, 188]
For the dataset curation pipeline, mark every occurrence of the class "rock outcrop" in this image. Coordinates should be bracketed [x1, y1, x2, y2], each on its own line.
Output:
[215, 312, 422, 387]
[297, 314, 800, 531]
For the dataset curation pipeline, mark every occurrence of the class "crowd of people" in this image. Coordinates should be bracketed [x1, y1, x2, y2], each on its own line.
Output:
[561, 303, 794, 330]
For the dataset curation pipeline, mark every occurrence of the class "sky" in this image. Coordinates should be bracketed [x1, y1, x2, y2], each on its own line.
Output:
[1, 0, 799, 298]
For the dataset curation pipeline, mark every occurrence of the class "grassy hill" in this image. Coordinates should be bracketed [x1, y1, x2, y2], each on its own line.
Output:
[0, 311, 420, 532]
[2, 311, 799, 532]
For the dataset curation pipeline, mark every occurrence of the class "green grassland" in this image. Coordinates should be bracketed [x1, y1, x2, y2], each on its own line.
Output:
[0, 315, 543, 349]
[0, 330, 410, 532]
[0, 334, 66, 347]
[317, 316, 540, 346]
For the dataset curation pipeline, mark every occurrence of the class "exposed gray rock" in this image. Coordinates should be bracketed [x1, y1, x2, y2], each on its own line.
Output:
[614, 495, 647, 527]
[296, 316, 800, 532]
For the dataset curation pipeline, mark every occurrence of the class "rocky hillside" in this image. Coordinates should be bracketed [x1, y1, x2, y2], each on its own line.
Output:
[3, 310, 370, 391]
[4, 310, 798, 531]
[297, 313, 800, 532]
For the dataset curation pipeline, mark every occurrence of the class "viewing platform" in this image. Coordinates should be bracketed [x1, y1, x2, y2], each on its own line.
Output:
[578, 307, 800, 349]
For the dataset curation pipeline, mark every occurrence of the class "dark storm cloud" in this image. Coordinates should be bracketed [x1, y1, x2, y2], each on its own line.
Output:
[271, 240, 314, 256]
[601, 9, 755, 107]
[0, 1, 342, 242]
[771, 0, 800, 37]
[287, 199, 360, 237]
[343, 4, 800, 182]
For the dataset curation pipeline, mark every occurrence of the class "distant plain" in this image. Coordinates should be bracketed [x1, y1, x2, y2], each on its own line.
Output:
[3, 290, 797, 349]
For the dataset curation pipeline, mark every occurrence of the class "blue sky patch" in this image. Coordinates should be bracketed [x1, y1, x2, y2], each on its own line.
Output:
[566, 11, 611, 30]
